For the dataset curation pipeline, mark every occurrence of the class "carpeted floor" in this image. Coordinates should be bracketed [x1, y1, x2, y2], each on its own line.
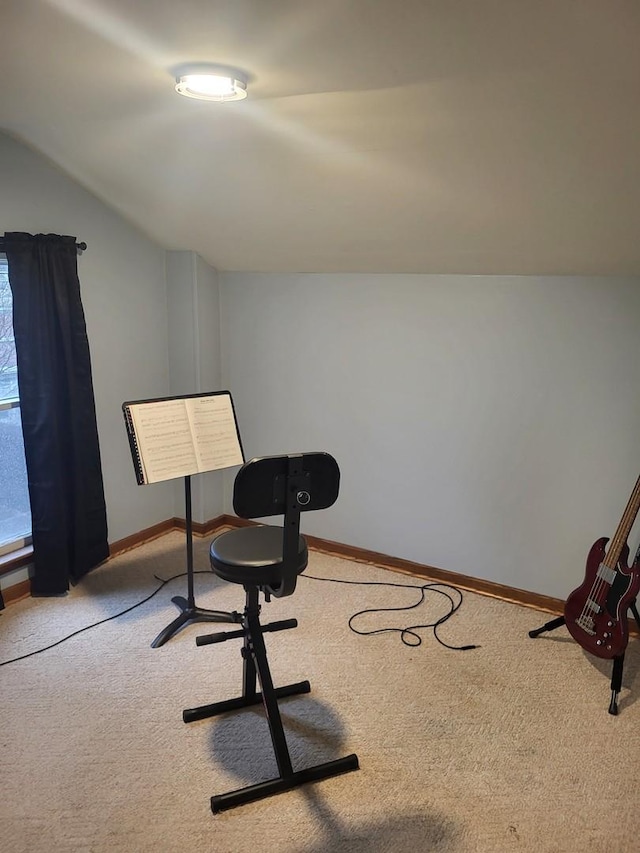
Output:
[1, 531, 639, 852]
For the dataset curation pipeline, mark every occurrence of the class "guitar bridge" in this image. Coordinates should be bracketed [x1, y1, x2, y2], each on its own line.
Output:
[575, 615, 596, 635]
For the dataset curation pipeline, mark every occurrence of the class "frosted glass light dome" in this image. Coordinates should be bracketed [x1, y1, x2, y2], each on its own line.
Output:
[173, 63, 248, 102]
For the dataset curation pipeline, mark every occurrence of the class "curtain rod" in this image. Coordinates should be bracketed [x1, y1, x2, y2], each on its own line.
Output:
[0, 238, 87, 252]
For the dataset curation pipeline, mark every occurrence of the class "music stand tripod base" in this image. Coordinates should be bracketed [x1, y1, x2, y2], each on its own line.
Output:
[151, 597, 240, 648]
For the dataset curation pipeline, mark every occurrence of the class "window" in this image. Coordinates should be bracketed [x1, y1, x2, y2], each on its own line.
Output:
[0, 256, 32, 556]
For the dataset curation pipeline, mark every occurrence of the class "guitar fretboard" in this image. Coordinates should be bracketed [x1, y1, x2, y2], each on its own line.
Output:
[604, 473, 640, 569]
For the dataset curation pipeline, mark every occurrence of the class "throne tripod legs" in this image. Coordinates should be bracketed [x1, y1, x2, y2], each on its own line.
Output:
[529, 601, 640, 715]
[183, 586, 359, 812]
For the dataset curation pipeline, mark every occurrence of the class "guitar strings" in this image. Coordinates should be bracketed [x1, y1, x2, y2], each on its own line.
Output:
[577, 478, 640, 627]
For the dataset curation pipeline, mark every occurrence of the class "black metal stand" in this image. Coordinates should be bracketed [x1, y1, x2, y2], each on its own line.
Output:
[150, 476, 240, 648]
[183, 585, 359, 812]
[529, 601, 640, 715]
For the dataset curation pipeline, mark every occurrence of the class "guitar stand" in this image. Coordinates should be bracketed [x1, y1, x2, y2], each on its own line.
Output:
[151, 476, 241, 648]
[529, 601, 640, 715]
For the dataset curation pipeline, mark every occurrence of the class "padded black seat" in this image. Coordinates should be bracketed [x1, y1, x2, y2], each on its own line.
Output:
[210, 525, 308, 587]
[183, 452, 359, 813]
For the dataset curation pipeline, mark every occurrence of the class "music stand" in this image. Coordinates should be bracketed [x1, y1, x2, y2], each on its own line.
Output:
[122, 391, 245, 647]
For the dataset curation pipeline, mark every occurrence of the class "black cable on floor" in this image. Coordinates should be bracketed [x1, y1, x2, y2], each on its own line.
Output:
[0, 569, 478, 667]
[0, 570, 203, 667]
[303, 573, 479, 650]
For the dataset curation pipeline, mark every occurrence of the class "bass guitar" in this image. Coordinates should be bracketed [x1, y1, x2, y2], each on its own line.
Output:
[564, 473, 640, 659]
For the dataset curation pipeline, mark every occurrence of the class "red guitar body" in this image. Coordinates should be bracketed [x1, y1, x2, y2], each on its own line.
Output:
[564, 537, 640, 659]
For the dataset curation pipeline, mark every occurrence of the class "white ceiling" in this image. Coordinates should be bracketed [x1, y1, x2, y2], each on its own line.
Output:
[1, 0, 639, 275]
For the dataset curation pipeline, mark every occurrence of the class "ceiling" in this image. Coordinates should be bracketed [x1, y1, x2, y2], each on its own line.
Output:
[1, 0, 640, 275]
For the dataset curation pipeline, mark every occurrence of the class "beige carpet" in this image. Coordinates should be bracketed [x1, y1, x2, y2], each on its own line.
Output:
[1, 531, 639, 852]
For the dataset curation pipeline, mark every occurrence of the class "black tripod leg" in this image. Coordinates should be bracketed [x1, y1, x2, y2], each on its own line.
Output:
[529, 615, 566, 639]
[606, 601, 639, 715]
[151, 601, 239, 648]
[151, 476, 242, 647]
[609, 654, 624, 716]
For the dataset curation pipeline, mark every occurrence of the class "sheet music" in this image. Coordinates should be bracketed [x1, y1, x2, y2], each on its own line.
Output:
[125, 392, 243, 484]
[128, 398, 199, 483]
[186, 394, 244, 472]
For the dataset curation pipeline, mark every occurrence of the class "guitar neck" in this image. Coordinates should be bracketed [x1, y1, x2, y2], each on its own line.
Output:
[604, 473, 640, 569]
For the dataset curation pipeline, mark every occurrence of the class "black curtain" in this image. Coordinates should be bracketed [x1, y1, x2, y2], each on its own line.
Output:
[4, 233, 108, 595]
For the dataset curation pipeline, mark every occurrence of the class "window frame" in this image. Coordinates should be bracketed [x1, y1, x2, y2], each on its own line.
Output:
[0, 254, 32, 558]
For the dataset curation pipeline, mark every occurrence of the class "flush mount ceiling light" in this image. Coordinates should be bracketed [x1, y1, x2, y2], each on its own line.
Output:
[173, 63, 248, 102]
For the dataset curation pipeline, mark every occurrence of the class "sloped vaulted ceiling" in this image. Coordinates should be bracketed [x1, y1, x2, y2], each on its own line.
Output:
[1, 0, 639, 274]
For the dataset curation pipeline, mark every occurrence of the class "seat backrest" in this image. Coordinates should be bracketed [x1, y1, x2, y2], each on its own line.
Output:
[233, 452, 340, 597]
[233, 452, 340, 519]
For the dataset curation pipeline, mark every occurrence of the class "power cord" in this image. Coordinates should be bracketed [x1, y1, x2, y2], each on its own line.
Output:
[0, 569, 478, 667]
[0, 570, 202, 667]
[303, 573, 479, 650]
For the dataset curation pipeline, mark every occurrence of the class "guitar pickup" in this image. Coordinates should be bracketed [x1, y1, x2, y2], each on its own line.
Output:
[585, 598, 602, 614]
[597, 563, 617, 585]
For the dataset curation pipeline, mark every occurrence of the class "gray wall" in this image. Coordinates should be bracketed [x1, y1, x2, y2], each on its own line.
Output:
[220, 273, 640, 600]
[166, 250, 227, 522]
